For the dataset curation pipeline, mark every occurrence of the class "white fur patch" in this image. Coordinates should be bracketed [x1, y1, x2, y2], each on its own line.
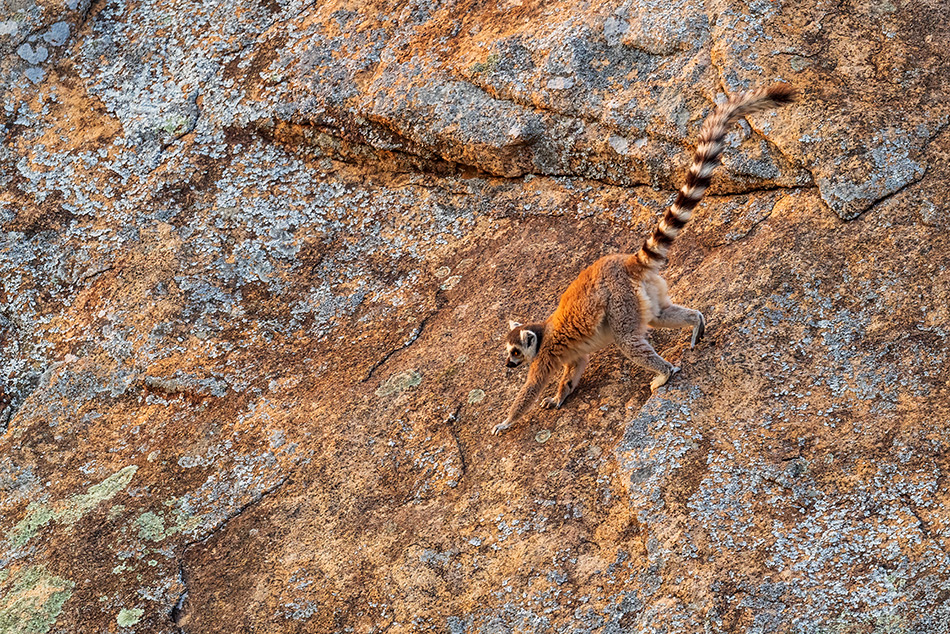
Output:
[658, 220, 679, 237]
[647, 237, 668, 255]
[683, 184, 707, 201]
[698, 160, 718, 178]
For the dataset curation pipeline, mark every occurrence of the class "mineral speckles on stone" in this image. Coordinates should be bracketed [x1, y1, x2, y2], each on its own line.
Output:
[689, 452, 950, 626]
[606, 0, 709, 55]
[2, 0, 950, 631]
[817, 126, 928, 221]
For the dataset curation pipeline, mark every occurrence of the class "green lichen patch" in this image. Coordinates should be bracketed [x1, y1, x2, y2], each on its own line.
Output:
[57, 465, 139, 525]
[470, 52, 500, 74]
[135, 511, 166, 542]
[8, 505, 55, 549]
[158, 114, 190, 137]
[115, 608, 144, 627]
[376, 370, 422, 397]
[7, 466, 138, 548]
[0, 565, 75, 634]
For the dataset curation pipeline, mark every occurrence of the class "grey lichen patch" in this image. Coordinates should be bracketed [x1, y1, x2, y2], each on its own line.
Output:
[816, 127, 927, 220]
[115, 607, 144, 627]
[0, 565, 75, 634]
[7, 466, 138, 548]
[376, 370, 422, 397]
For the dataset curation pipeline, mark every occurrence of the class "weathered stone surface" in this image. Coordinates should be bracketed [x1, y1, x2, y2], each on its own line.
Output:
[1, 0, 949, 633]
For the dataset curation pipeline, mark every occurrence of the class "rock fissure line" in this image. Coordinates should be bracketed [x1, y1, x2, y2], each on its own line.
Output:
[170, 560, 188, 633]
[71, 264, 116, 289]
[453, 71, 620, 133]
[0, 371, 41, 434]
[702, 185, 819, 248]
[855, 118, 950, 224]
[445, 404, 467, 482]
[172, 474, 291, 629]
[847, 165, 930, 223]
[452, 49, 711, 140]
[183, 475, 291, 552]
[1, 403, 13, 434]
[77, 0, 106, 35]
[255, 118, 459, 178]
[705, 210, 775, 249]
[901, 493, 950, 558]
[361, 309, 439, 383]
[265, 113, 804, 194]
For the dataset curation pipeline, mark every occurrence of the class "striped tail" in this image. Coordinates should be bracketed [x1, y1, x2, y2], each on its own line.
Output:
[633, 83, 796, 270]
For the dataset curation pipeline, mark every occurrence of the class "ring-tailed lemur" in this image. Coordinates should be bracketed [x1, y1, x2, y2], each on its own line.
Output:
[495, 84, 796, 435]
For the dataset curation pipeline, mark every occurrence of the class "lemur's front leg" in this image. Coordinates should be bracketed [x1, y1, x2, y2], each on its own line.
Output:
[542, 355, 590, 409]
[493, 356, 556, 435]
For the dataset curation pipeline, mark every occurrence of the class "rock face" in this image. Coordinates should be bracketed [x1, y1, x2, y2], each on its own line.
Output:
[2, 0, 949, 632]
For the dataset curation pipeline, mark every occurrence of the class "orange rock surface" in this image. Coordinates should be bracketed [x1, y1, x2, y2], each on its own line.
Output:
[2, 0, 949, 632]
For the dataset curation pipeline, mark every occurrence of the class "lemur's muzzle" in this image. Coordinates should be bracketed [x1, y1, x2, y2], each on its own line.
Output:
[506, 359, 519, 368]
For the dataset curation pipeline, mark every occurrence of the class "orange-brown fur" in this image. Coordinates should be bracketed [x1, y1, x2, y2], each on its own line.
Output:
[495, 84, 796, 435]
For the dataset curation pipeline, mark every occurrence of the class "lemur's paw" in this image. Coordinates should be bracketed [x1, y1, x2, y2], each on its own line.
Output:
[541, 397, 561, 409]
[691, 313, 706, 348]
[650, 366, 680, 392]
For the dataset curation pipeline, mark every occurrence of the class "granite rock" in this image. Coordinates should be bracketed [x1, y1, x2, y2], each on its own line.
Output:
[2, 0, 949, 632]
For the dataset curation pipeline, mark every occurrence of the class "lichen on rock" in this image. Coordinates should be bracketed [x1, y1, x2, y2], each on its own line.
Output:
[1, 0, 949, 632]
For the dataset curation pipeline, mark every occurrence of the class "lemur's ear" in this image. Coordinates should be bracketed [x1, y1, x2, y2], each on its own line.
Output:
[520, 329, 537, 348]
[508, 320, 521, 331]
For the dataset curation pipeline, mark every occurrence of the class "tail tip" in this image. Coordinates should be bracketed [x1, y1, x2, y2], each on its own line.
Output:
[767, 83, 797, 105]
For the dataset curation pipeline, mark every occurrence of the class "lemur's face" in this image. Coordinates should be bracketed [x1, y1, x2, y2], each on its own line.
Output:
[505, 321, 538, 368]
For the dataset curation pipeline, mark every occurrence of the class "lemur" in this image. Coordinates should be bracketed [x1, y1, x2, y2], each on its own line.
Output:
[494, 84, 795, 435]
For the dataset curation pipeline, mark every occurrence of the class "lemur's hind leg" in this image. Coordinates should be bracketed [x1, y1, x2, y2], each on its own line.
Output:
[615, 335, 679, 391]
[542, 354, 590, 409]
[608, 279, 678, 391]
[650, 305, 705, 348]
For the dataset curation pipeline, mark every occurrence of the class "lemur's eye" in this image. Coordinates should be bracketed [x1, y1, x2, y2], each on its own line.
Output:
[512, 350, 521, 357]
